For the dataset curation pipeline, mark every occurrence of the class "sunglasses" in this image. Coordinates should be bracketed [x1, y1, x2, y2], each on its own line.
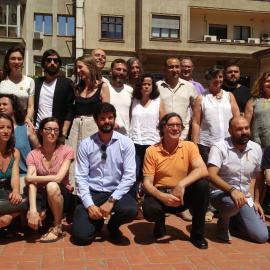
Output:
[101, 145, 107, 160]
[45, 58, 60, 63]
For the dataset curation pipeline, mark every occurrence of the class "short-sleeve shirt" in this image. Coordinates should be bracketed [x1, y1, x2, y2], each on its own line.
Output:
[143, 140, 202, 188]
[208, 138, 262, 195]
[26, 145, 74, 193]
[157, 78, 197, 140]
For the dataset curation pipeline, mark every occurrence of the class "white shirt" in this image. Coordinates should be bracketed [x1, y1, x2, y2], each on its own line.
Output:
[198, 90, 232, 147]
[0, 76, 35, 109]
[157, 78, 197, 140]
[36, 78, 57, 129]
[109, 83, 133, 136]
[208, 138, 262, 203]
[130, 97, 160, 145]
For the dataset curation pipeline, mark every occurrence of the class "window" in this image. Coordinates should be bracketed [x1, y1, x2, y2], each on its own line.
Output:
[0, 3, 18, 37]
[58, 16, 75, 36]
[151, 15, 180, 39]
[101, 16, 123, 39]
[209, 24, 227, 39]
[234, 26, 250, 41]
[35, 14, 52, 35]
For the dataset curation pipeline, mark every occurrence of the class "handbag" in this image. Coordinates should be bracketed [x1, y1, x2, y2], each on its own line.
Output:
[0, 189, 28, 215]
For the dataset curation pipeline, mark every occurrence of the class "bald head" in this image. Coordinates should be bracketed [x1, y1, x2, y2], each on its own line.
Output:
[229, 116, 250, 147]
[229, 116, 249, 129]
[91, 49, 106, 72]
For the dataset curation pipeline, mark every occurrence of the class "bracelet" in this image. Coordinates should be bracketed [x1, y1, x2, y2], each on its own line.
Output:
[229, 187, 236, 196]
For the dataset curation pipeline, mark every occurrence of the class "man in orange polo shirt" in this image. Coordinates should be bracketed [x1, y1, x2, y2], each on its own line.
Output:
[143, 112, 209, 249]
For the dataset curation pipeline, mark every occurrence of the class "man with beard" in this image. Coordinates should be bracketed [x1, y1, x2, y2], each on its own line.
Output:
[91, 48, 109, 83]
[108, 58, 133, 136]
[72, 102, 137, 245]
[208, 116, 268, 243]
[222, 63, 251, 113]
[157, 57, 197, 140]
[34, 49, 74, 141]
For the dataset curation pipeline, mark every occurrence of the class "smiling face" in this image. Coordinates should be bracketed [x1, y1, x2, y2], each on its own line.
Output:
[163, 116, 182, 141]
[76, 60, 91, 81]
[110, 62, 127, 85]
[209, 71, 224, 91]
[263, 75, 270, 97]
[8, 51, 24, 73]
[180, 59, 193, 80]
[0, 117, 12, 143]
[129, 61, 140, 81]
[92, 49, 106, 71]
[0, 97, 14, 117]
[164, 58, 181, 80]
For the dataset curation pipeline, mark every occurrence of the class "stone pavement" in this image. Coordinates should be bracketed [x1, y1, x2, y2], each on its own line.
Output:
[1, 214, 270, 270]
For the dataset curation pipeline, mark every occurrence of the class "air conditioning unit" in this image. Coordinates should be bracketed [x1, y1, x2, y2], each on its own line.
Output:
[248, 38, 260, 44]
[261, 41, 270, 44]
[220, 39, 231, 42]
[203, 35, 217, 41]
[33, 31, 44, 40]
[233, 40, 245, 43]
[261, 33, 270, 40]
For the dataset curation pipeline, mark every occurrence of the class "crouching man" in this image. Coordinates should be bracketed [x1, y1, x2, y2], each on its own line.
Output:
[208, 116, 268, 243]
[72, 103, 138, 245]
[142, 112, 209, 249]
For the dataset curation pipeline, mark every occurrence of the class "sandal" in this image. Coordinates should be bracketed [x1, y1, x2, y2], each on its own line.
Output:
[205, 211, 214, 222]
[40, 227, 66, 243]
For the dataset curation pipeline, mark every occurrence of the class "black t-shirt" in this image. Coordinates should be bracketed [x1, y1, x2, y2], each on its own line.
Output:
[222, 85, 252, 113]
[262, 146, 270, 170]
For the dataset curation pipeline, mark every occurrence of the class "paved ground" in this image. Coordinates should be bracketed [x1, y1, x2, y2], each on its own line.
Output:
[1, 214, 270, 270]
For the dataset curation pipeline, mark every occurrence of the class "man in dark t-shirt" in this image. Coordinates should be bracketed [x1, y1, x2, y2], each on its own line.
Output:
[222, 63, 252, 113]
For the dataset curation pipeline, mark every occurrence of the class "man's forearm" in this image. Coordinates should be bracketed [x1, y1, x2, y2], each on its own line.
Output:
[179, 167, 208, 188]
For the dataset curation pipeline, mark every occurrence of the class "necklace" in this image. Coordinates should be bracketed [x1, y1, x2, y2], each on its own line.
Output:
[216, 95, 221, 99]
[262, 99, 268, 108]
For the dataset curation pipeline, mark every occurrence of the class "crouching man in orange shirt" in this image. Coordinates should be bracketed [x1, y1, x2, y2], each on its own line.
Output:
[143, 112, 209, 249]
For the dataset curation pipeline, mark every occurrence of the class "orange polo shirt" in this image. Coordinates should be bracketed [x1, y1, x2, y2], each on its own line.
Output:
[143, 140, 202, 188]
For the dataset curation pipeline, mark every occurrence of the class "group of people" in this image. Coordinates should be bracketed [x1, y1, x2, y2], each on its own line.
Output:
[0, 45, 270, 250]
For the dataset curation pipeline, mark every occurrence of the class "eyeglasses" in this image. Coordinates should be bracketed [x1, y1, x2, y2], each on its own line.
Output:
[45, 58, 60, 63]
[101, 145, 107, 160]
[43, 127, 60, 134]
[166, 124, 182, 129]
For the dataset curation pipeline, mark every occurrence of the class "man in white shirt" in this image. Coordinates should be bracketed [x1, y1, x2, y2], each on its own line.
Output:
[34, 49, 74, 141]
[208, 116, 268, 243]
[157, 57, 198, 140]
[108, 59, 133, 136]
[91, 48, 109, 84]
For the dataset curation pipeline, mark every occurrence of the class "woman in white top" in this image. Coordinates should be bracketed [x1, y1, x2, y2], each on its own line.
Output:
[130, 73, 165, 197]
[192, 66, 239, 221]
[0, 47, 35, 128]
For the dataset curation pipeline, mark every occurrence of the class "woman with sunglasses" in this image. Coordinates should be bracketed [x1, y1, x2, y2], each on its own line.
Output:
[0, 47, 35, 128]
[67, 55, 110, 188]
[25, 117, 74, 243]
[0, 113, 22, 236]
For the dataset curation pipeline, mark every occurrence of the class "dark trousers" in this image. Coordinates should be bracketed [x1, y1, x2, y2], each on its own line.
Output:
[72, 190, 138, 245]
[143, 178, 209, 235]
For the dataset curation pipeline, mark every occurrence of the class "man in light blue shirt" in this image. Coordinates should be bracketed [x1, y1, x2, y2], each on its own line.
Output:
[72, 103, 138, 245]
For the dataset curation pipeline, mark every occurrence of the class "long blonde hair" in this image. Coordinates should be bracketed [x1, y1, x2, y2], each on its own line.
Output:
[72, 55, 101, 97]
[251, 71, 270, 98]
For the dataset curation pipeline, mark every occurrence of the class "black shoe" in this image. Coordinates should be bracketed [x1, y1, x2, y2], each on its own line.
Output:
[107, 223, 122, 243]
[190, 233, 208, 249]
[153, 219, 166, 239]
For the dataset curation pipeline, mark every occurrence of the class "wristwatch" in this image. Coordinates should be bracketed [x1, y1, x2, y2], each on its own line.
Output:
[108, 196, 117, 203]
[62, 133, 68, 139]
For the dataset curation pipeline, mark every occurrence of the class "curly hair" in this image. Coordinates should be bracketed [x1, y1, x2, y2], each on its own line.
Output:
[0, 113, 15, 154]
[1, 47, 24, 81]
[133, 73, 160, 100]
[93, 102, 116, 121]
[0, 94, 26, 124]
[251, 71, 270, 98]
[72, 55, 101, 97]
[41, 49, 62, 69]
[37, 117, 63, 146]
[157, 112, 185, 137]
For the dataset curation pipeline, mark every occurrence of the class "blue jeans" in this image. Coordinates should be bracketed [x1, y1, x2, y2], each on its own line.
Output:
[210, 190, 269, 243]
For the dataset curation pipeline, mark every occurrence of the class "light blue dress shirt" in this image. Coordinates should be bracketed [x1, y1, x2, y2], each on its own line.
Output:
[75, 131, 136, 209]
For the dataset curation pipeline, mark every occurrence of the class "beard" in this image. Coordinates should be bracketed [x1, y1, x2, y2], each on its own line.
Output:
[224, 78, 239, 86]
[99, 123, 114, 134]
[111, 73, 125, 84]
[232, 133, 250, 145]
[44, 66, 60, 76]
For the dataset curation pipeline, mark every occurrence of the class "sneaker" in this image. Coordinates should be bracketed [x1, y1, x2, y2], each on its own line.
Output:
[179, 209, 192, 221]
[153, 218, 166, 239]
